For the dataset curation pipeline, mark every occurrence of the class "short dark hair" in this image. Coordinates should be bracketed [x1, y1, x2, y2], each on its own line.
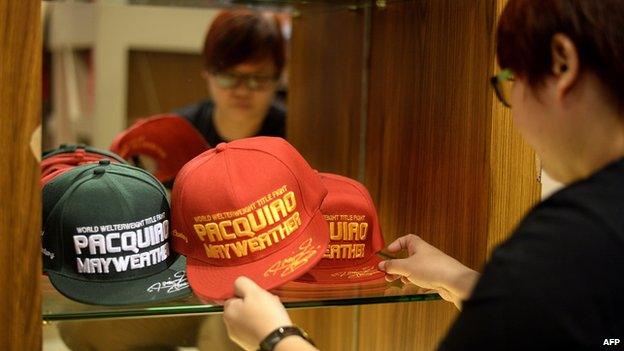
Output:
[202, 9, 286, 76]
[497, 0, 624, 107]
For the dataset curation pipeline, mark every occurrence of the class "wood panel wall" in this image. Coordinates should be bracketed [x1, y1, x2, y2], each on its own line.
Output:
[289, 306, 358, 351]
[0, 0, 42, 350]
[126, 51, 207, 128]
[287, 5, 366, 179]
[286, 5, 367, 350]
[365, 0, 495, 270]
[360, 2, 495, 349]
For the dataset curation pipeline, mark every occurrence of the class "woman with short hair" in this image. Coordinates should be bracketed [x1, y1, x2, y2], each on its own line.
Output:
[176, 9, 287, 146]
[223, 1, 624, 350]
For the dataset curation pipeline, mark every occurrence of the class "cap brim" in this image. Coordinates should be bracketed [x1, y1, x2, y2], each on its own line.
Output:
[185, 209, 329, 302]
[272, 276, 388, 302]
[47, 255, 191, 306]
[294, 253, 385, 284]
[277, 276, 387, 292]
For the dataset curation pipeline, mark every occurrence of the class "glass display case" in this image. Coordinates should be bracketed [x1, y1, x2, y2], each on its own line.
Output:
[41, 0, 437, 325]
[43, 275, 440, 321]
[0, 0, 541, 350]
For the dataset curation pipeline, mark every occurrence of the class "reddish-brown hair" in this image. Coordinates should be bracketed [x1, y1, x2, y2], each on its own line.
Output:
[497, 0, 624, 106]
[202, 9, 285, 76]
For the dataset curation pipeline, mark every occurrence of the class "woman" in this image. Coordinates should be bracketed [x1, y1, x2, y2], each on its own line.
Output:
[222, 1, 624, 350]
[176, 9, 286, 146]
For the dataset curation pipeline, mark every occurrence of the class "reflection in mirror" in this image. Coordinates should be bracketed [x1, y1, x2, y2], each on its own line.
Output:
[43, 3, 292, 350]
[40, 2, 421, 351]
[43, 2, 291, 151]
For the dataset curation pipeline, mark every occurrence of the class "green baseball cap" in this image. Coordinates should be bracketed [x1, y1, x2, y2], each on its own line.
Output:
[42, 160, 190, 306]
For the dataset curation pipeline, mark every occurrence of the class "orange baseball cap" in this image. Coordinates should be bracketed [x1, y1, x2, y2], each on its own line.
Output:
[41, 144, 126, 187]
[295, 172, 385, 284]
[170, 137, 330, 301]
[110, 114, 209, 185]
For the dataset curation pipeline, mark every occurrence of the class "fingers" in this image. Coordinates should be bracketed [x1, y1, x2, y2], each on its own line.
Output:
[384, 273, 402, 283]
[233, 276, 260, 298]
[222, 297, 243, 327]
[386, 234, 419, 253]
[378, 258, 411, 277]
[383, 271, 411, 285]
[223, 297, 241, 310]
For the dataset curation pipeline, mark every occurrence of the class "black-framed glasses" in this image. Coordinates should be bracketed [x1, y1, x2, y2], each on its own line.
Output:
[490, 69, 514, 108]
[212, 71, 278, 91]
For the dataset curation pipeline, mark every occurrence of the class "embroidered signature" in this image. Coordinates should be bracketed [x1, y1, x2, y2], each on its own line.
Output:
[42, 248, 55, 260]
[172, 230, 188, 243]
[146, 271, 189, 294]
[330, 265, 382, 279]
[264, 238, 319, 278]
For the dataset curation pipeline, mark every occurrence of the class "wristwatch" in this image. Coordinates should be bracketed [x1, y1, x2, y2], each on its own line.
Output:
[257, 325, 315, 351]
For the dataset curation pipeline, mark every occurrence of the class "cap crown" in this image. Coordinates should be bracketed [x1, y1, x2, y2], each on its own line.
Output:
[315, 173, 384, 268]
[109, 114, 209, 183]
[43, 144, 125, 162]
[42, 162, 175, 282]
[41, 144, 126, 186]
[171, 137, 327, 267]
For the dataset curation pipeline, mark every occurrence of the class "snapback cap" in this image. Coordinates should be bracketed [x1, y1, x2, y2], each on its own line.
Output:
[171, 136, 330, 301]
[295, 172, 385, 284]
[41, 144, 126, 187]
[42, 143, 126, 161]
[42, 160, 190, 306]
[109, 114, 210, 186]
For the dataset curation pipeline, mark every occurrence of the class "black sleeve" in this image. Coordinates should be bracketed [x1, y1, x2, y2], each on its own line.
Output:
[172, 101, 219, 146]
[173, 102, 202, 124]
[436, 252, 512, 350]
[259, 103, 287, 138]
[438, 200, 620, 351]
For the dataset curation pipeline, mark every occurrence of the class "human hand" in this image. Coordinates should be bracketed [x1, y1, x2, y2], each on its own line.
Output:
[378, 234, 480, 308]
[223, 276, 293, 351]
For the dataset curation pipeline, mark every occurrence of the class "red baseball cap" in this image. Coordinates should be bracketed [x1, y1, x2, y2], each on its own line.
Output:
[109, 114, 210, 185]
[295, 172, 385, 284]
[171, 136, 330, 301]
[41, 144, 126, 187]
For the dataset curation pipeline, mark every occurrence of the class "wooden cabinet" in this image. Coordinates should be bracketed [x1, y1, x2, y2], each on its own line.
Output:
[0, 1, 539, 349]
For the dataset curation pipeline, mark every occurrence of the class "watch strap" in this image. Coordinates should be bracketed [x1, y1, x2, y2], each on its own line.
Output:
[257, 325, 315, 351]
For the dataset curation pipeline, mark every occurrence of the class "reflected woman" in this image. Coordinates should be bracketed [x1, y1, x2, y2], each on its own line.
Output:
[176, 9, 287, 146]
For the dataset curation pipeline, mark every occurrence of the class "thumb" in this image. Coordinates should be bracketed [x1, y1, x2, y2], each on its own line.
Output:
[378, 258, 412, 277]
[233, 276, 261, 298]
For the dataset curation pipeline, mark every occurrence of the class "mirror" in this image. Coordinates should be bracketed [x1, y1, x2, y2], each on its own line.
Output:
[43, 1, 297, 150]
[42, 1, 373, 350]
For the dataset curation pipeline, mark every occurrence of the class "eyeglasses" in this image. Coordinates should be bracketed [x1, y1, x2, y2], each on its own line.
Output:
[490, 69, 514, 108]
[212, 71, 278, 91]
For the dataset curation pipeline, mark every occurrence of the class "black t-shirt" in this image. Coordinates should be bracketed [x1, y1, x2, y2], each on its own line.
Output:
[439, 158, 624, 351]
[174, 100, 286, 147]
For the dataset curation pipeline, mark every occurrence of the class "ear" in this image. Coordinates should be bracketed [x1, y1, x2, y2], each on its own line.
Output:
[550, 33, 580, 102]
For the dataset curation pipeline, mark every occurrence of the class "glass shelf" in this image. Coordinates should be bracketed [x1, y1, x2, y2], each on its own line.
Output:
[43, 275, 440, 321]
[124, 0, 410, 12]
[126, 0, 369, 10]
